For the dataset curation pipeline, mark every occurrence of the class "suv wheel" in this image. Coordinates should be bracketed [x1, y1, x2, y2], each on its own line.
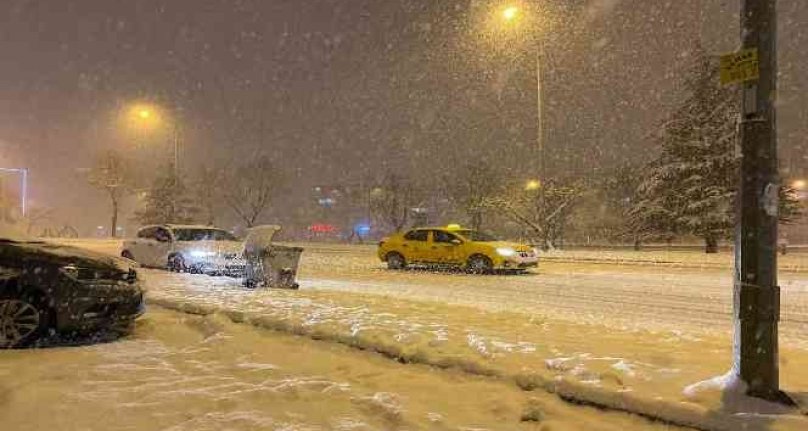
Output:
[0, 290, 49, 348]
[386, 252, 407, 270]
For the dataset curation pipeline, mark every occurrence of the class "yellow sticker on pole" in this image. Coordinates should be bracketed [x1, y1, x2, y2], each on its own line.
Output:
[720, 48, 759, 85]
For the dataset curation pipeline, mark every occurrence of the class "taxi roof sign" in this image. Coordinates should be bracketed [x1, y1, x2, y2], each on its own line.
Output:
[720, 48, 759, 86]
[446, 224, 463, 230]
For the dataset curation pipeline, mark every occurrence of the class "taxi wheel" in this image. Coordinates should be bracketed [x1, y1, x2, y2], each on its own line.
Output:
[386, 252, 407, 270]
[467, 255, 493, 274]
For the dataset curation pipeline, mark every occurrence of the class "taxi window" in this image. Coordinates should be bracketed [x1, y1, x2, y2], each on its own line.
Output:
[403, 230, 428, 241]
[433, 230, 458, 243]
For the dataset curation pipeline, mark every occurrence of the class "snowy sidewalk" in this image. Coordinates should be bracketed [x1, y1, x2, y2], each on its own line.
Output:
[142, 270, 808, 431]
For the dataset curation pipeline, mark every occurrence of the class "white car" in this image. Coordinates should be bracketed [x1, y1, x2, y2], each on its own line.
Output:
[122, 224, 245, 275]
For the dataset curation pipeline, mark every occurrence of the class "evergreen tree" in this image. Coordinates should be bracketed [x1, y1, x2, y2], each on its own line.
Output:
[630, 44, 802, 253]
[630, 44, 738, 253]
[134, 164, 200, 225]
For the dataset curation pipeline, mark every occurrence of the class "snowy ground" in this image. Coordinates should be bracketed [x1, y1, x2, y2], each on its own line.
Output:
[2, 306, 681, 431]
[28, 239, 808, 430]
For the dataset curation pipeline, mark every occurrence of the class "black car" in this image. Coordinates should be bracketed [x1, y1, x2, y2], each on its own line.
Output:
[0, 236, 145, 348]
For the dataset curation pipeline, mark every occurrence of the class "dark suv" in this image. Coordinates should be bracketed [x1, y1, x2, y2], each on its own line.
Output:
[0, 236, 145, 348]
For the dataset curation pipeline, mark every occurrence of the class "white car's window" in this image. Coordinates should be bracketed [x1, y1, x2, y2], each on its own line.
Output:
[137, 227, 157, 239]
[173, 229, 237, 242]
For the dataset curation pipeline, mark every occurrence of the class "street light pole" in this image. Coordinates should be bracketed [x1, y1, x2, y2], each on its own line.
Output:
[535, 40, 545, 180]
[733, 0, 789, 403]
[0, 168, 28, 217]
[172, 125, 180, 179]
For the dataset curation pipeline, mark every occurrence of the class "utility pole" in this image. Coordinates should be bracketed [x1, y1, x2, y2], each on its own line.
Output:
[733, 0, 790, 403]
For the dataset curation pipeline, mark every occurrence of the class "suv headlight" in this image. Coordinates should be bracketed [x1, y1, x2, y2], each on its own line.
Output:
[60, 264, 98, 281]
[496, 247, 516, 257]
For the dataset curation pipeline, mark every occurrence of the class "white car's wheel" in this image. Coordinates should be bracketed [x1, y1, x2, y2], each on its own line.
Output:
[167, 254, 186, 272]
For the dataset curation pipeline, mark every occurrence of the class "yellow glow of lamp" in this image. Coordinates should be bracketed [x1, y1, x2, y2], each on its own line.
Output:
[502, 6, 519, 21]
[525, 179, 542, 191]
[137, 109, 151, 119]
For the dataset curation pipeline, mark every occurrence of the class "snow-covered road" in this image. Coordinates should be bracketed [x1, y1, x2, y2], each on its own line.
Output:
[294, 244, 808, 348]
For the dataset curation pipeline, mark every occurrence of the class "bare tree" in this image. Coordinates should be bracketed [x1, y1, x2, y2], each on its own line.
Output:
[221, 155, 281, 228]
[193, 164, 226, 226]
[87, 151, 131, 237]
[486, 179, 584, 249]
[22, 206, 55, 235]
[443, 160, 503, 231]
[370, 173, 415, 232]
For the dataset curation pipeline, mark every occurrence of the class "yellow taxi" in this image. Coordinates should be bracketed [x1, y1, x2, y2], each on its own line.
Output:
[377, 225, 539, 273]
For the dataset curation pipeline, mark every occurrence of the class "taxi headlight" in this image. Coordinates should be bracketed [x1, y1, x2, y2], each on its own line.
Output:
[496, 247, 517, 257]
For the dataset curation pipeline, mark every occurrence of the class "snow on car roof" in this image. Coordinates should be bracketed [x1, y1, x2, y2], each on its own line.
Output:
[167, 225, 226, 231]
[138, 224, 220, 231]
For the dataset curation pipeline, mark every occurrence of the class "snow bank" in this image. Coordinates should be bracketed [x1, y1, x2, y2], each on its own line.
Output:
[141, 270, 808, 431]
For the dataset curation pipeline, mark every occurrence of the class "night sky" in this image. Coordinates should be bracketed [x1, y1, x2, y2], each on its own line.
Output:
[1, 0, 806, 233]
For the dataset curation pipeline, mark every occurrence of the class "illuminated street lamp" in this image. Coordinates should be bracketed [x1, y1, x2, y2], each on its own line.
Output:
[792, 179, 806, 190]
[502, 5, 520, 22]
[124, 102, 180, 177]
[525, 179, 541, 191]
[127, 103, 162, 133]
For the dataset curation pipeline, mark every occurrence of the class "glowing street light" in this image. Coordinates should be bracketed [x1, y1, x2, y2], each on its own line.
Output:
[525, 179, 541, 191]
[127, 103, 161, 131]
[792, 179, 806, 190]
[502, 5, 520, 22]
[137, 108, 152, 120]
[123, 102, 180, 176]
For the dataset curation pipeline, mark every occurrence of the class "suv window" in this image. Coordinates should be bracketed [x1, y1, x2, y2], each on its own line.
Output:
[433, 230, 458, 243]
[403, 230, 428, 241]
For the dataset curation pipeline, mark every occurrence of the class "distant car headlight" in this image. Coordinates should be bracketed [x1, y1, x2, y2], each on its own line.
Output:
[189, 250, 217, 258]
[496, 247, 517, 257]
